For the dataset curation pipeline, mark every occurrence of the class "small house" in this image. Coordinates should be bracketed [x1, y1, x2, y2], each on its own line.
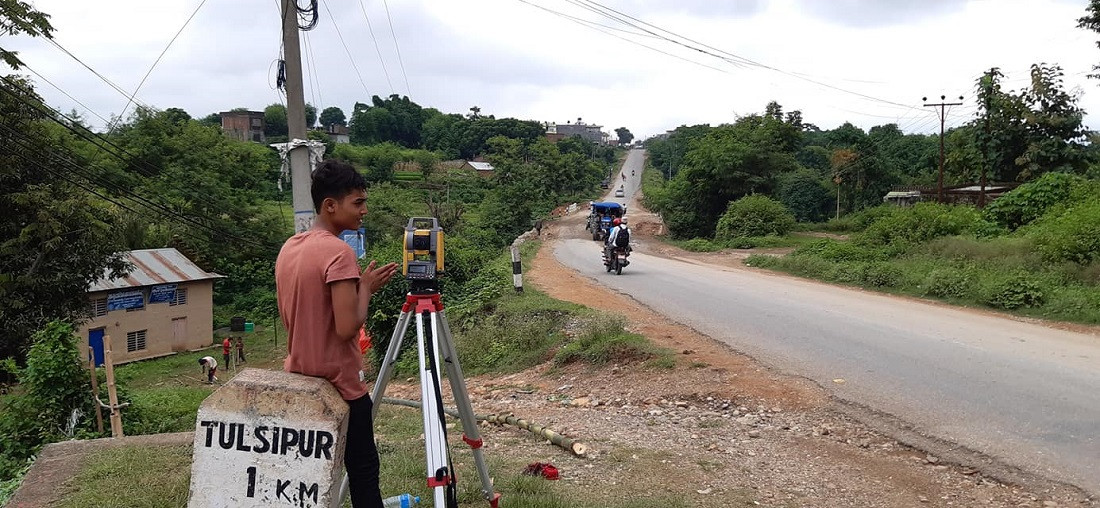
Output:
[77, 248, 223, 365]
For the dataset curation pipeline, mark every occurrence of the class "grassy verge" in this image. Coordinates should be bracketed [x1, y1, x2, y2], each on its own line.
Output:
[55, 445, 192, 508]
[53, 404, 710, 508]
[747, 234, 1100, 325]
[671, 234, 819, 252]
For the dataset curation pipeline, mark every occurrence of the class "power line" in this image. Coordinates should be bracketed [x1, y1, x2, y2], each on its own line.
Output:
[17, 61, 113, 126]
[0, 76, 275, 247]
[302, 31, 321, 110]
[521, 0, 658, 39]
[318, 0, 372, 97]
[358, 0, 395, 94]
[381, 0, 411, 95]
[42, 38, 156, 114]
[566, 0, 923, 112]
[110, 0, 209, 132]
[0, 121, 282, 252]
[515, 0, 727, 73]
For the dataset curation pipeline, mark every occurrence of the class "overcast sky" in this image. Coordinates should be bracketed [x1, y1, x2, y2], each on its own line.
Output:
[7, 0, 1100, 139]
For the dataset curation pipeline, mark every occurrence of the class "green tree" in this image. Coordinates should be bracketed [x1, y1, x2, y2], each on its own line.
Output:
[422, 112, 467, 159]
[776, 169, 832, 222]
[1016, 64, 1088, 178]
[305, 103, 317, 128]
[348, 95, 428, 147]
[263, 103, 318, 136]
[319, 106, 346, 127]
[0, 0, 54, 70]
[659, 113, 800, 238]
[0, 77, 130, 363]
[198, 112, 221, 127]
[615, 127, 634, 145]
[1077, 0, 1100, 79]
[263, 103, 287, 137]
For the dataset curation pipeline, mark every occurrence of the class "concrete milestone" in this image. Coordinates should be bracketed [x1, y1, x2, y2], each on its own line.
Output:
[188, 368, 349, 508]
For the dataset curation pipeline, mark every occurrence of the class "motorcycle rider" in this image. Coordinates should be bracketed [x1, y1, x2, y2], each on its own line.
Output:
[604, 217, 631, 265]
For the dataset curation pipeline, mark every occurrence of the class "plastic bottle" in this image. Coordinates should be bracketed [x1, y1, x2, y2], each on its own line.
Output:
[382, 493, 421, 508]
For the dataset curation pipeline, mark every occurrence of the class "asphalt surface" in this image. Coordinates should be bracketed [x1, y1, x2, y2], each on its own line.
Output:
[555, 149, 1100, 494]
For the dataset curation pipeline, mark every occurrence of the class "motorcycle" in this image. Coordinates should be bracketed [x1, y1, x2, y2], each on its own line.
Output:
[603, 246, 630, 275]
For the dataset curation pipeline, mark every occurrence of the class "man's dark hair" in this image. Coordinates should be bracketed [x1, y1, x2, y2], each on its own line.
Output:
[311, 159, 367, 212]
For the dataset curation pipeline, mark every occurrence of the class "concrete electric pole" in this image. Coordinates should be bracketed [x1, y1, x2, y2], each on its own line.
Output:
[282, 0, 313, 232]
[923, 94, 964, 203]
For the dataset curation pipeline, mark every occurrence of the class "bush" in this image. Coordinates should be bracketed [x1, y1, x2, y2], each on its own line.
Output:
[678, 238, 722, 252]
[0, 321, 98, 482]
[985, 274, 1046, 309]
[1028, 200, 1100, 265]
[922, 268, 975, 299]
[715, 195, 796, 240]
[984, 172, 1088, 230]
[554, 314, 656, 365]
[821, 205, 897, 233]
[856, 203, 993, 251]
[858, 263, 904, 288]
[793, 239, 886, 262]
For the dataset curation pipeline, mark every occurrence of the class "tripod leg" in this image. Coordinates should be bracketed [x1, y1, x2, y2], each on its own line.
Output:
[371, 309, 413, 419]
[338, 309, 412, 506]
[437, 310, 500, 506]
[420, 309, 451, 508]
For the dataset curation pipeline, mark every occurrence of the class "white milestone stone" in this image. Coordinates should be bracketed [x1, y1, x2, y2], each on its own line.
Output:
[188, 368, 350, 508]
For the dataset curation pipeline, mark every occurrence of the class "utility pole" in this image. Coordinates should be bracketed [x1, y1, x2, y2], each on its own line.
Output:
[979, 68, 995, 208]
[923, 95, 964, 203]
[282, 0, 313, 232]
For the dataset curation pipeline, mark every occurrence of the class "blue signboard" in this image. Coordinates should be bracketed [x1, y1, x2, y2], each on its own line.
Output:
[149, 284, 177, 304]
[107, 290, 144, 311]
[340, 228, 366, 259]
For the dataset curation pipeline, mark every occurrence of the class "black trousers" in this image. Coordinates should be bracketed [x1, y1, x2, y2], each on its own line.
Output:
[345, 394, 383, 508]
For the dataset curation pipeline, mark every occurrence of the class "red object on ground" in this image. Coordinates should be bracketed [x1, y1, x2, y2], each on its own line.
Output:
[522, 462, 560, 480]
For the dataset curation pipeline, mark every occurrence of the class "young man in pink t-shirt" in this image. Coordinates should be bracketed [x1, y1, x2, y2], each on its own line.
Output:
[275, 160, 398, 508]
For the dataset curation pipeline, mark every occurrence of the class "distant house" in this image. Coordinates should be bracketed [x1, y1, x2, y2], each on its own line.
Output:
[462, 160, 495, 177]
[323, 124, 350, 144]
[220, 110, 265, 143]
[551, 121, 609, 145]
[77, 248, 223, 365]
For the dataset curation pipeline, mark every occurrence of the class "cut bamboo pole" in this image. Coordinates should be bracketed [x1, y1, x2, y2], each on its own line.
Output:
[87, 352, 104, 434]
[379, 397, 588, 457]
[103, 334, 124, 437]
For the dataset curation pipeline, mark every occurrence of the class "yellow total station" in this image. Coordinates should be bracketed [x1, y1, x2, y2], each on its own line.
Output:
[403, 217, 444, 283]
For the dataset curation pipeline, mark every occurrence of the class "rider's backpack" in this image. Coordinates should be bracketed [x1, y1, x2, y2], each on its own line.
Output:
[615, 228, 630, 248]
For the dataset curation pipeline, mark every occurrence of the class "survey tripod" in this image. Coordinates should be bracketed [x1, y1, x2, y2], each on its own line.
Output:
[336, 288, 501, 507]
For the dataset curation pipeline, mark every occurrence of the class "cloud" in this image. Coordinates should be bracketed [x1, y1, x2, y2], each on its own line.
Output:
[606, 0, 766, 18]
[793, 0, 968, 28]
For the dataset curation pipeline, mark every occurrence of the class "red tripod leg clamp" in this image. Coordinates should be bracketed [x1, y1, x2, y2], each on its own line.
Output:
[462, 433, 483, 449]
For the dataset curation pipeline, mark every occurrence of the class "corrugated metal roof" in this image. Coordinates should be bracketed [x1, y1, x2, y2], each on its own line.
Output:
[468, 161, 494, 171]
[89, 248, 223, 292]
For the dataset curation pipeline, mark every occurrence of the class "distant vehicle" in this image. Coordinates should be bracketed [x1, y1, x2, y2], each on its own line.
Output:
[600, 179, 610, 189]
[614, 188, 625, 198]
[586, 201, 625, 241]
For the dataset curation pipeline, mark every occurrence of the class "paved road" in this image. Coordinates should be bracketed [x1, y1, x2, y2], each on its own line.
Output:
[556, 149, 1100, 494]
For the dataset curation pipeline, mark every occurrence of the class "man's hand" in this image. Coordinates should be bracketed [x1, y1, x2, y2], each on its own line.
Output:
[359, 260, 399, 295]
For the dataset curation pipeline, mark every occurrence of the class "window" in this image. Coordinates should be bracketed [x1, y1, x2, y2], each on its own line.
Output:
[126, 330, 147, 352]
[91, 298, 108, 317]
[170, 287, 188, 306]
[251, 118, 262, 127]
